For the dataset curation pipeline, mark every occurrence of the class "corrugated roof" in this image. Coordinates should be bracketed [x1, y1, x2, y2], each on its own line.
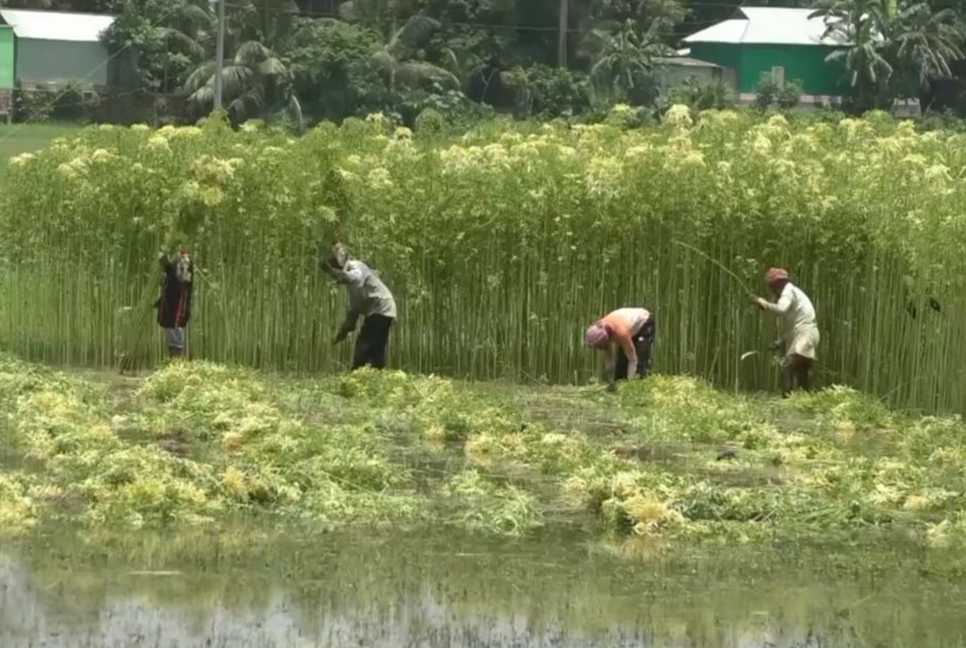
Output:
[0, 9, 115, 43]
[654, 56, 722, 69]
[683, 7, 850, 47]
[684, 19, 750, 45]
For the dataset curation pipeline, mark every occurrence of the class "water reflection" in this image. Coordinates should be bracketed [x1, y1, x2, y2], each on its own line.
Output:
[2, 530, 965, 648]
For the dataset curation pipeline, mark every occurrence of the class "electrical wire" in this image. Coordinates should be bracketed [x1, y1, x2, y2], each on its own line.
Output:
[223, 0, 757, 33]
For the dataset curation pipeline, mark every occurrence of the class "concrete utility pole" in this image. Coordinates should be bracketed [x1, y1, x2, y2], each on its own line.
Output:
[214, 0, 226, 111]
[558, 0, 568, 68]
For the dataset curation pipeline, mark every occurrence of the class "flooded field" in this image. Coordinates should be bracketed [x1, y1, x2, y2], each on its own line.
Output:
[3, 527, 966, 648]
[5, 362, 966, 646]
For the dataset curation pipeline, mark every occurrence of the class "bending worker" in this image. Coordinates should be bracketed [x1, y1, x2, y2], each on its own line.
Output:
[585, 308, 656, 389]
[321, 243, 397, 370]
[752, 267, 819, 396]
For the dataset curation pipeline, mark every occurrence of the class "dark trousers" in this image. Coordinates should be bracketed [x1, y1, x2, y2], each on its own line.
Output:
[615, 317, 656, 381]
[352, 315, 393, 370]
[782, 354, 813, 398]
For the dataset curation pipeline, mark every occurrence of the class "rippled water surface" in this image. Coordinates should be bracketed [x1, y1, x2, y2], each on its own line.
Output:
[2, 529, 966, 648]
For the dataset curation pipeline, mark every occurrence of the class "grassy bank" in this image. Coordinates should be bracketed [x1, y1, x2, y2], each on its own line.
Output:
[0, 123, 81, 173]
[2, 357, 966, 551]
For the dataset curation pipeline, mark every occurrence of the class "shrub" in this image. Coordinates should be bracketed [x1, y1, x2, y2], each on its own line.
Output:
[754, 72, 781, 111]
[501, 64, 591, 119]
[777, 79, 804, 110]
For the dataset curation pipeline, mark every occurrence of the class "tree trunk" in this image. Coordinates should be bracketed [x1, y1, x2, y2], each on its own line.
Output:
[558, 0, 568, 68]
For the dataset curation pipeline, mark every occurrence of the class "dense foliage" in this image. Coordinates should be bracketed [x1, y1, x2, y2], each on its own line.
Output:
[3, 109, 966, 415]
[3, 357, 966, 550]
[9, 0, 966, 123]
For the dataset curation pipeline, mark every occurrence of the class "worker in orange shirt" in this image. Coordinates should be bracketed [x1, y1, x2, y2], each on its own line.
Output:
[585, 308, 655, 390]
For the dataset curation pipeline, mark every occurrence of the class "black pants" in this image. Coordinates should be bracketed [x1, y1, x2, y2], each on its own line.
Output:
[352, 315, 393, 370]
[782, 354, 813, 398]
[615, 317, 656, 381]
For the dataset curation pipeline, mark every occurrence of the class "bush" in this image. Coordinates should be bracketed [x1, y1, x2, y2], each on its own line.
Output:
[777, 80, 804, 110]
[753, 74, 804, 112]
[392, 88, 493, 129]
[415, 107, 446, 135]
[288, 18, 382, 123]
[501, 64, 591, 119]
[668, 77, 735, 111]
[13, 82, 52, 123]
[13, 82, 100, 123]
[754, 73, 781, 111]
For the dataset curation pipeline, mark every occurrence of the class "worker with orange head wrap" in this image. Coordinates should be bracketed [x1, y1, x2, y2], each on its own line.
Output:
[752, 268, 819, 396]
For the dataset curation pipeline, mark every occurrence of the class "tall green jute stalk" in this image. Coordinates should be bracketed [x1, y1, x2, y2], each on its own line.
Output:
[2, 111, 966, 414]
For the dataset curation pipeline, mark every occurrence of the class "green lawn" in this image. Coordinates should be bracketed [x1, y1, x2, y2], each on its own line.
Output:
[0, 122, 81, 171]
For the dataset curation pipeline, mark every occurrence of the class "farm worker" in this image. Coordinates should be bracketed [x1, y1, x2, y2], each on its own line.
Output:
[321, 243, 397, 370]
[585, 308, 656, 390]
[752, 267, 819, 397]
[156, 246, 194, 359]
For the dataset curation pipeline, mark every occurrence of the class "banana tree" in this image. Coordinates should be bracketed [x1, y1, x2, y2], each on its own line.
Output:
[893, 2, 965, 94]
[588, 20, 672, 100]
[811, 0, 894, 110]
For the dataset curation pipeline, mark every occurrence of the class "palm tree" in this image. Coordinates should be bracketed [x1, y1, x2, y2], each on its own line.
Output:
[184, 41, 303, 126]
[158, 1, 213, 61]
[341, 1, 459, 93]
[231, 0, 301, 50]
[810, 0, 894, 110]
[372, 15, 460, 92]
[182, 0, 303, 126]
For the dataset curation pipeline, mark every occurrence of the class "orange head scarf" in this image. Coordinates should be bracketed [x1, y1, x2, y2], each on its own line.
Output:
[765, 267, 789, 286]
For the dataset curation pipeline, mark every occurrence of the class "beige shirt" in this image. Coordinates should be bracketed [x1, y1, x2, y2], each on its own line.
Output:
[761, 283, 819, 359]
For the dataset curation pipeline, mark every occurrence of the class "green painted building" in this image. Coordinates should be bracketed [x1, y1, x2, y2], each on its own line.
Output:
[0, 9, 116, 87]
[0, 23, 12, 120]
[683, 7, 849, 104]
[0, 24, 13, 89]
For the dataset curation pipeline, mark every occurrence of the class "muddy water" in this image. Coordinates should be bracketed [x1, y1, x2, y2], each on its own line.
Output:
[2, 528, 966, 648]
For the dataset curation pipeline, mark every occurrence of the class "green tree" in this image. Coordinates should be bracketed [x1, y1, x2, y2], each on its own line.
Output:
[285, 18, 382, 121]
[500, 64, 590, 117]
[184, 41, 302, 125]
[588, 0, 686, 27]
[104, 0, 213, 95]
[340, 2, 460, 93]
[892, 2, 965, 96]
[811, 0, 894, 111]
[588, 20, 671, 102]
[181, 0, 303, 125]
[371, 16, 460, 92]
[813, 0, 966, 110]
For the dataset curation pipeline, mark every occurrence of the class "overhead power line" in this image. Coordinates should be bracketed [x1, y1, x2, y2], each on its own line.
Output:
[222, 1, 745, 33]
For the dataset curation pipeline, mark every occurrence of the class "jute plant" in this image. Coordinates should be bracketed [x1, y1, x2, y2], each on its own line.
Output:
[3, 110, 966, 414]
